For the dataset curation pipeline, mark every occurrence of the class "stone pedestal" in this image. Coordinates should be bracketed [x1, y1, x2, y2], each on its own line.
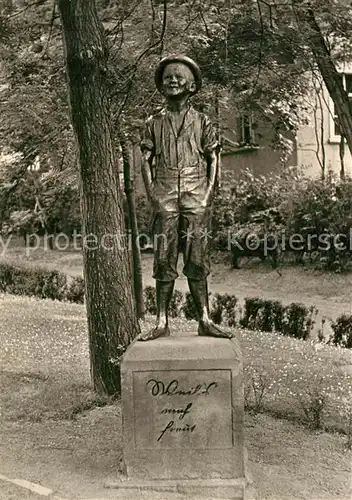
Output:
[118, 333, 246, 499]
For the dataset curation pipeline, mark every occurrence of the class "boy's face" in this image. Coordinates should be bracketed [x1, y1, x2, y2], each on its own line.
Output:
[162, 63, 196, 97]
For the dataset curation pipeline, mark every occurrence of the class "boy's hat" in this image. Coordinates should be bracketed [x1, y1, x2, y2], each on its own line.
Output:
[155, 55, 202, 94]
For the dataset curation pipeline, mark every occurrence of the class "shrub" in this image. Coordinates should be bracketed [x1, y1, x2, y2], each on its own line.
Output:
[210, 293, 238, 326]
[135, 195, 153, 236]
[66, 277, 85, 303]
[330, 314, 352, 348]
[182, 292, 198, 321]
[39, 270, 68, 301]
[169, 289, 184, 318]
[212, 168, 352, 270]
[0, 262, 320, 342]
[240, 298, 265, 330]
[259, 300, 285, 333]
[244, 370, 269, 413]
[0, 263, 67, 300]
[240, 297, 317, 340]
[240, 298, 284, 332]
[144, 286, 157, 315]
[282, 303, 317, 341]
[296, 382, 326, 430]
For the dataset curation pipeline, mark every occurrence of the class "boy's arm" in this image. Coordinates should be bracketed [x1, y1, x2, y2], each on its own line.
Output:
[140, 118, 155, 201]
[202, 115, 219, 207]
[141, 150, 154, 201]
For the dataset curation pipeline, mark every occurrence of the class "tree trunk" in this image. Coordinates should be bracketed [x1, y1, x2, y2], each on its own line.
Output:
[340, 134, 346, 180]
[120, 134, 145, 320]
[215, 92, 222, 189]
[0, 184, 16, 230]
[58, 0, 140, 396]
[300, 7, 352, 156]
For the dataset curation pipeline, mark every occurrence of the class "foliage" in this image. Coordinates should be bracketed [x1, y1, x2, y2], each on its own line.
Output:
[134, 194, 153, 236]
[282, 303, 318, 341]
[210, 292, 238, 327]
[296, 381, 327, 430]
[0, 262, 67, 300]
[144, 285, 157, 316]
[181, 292, 198, 321]
[66, 276, 85, 304]
[241, 298, 286, 333]
[0, 260, 319, 341]
[212, 166, 302, 252]
[212, 167, 352, 271]
[169, 289, 184, 318]
[240, 297, 317, 340]
[2, 0, 352, 238]
[245, 369, 269, 414]
[192, 0, 352, 156]
[330, 314, 352, 349]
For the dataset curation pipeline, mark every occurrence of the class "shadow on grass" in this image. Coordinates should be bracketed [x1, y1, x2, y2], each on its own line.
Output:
[0, 370, 114, 422]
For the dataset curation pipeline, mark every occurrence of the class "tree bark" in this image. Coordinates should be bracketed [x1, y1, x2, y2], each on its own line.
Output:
[120, 134, 145, 320]
[299, 7, 352, 156]
[340, 134, 345, 180]
[58, 0, 140, 396]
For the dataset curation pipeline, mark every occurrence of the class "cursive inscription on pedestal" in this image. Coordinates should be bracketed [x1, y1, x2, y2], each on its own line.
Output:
[147, 379, 218, 397]
[160, 401, 193, 420]
[146, 378, 218, 443]
[157, 420, 196, 442]
[133, 370, 232, 449]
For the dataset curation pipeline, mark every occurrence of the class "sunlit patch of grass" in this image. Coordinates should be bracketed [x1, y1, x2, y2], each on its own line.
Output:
[239, 327, 352, 432]
[0, 371, 112, 422]
[1, 293, 351, 433]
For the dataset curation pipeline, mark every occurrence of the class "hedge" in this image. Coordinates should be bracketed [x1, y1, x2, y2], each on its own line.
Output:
[1, 262, 349, 347]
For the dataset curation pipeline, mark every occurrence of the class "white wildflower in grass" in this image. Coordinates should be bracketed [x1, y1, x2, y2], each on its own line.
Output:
[238, 328, 351, 432]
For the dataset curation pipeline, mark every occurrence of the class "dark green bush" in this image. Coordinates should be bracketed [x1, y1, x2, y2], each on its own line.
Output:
[212, 168, 352, 270]
[135, 195, 153, 235]
[282, 303, 317, 341]
[259, 299, 285, 333]
[240, 298, 265, 329]
[330, 315, 352, 348]
[66, 276, 85, 303]
[210, 293, 238, 326]
[240, 297, 317, 340]
[0, 262, 320, 342]
[144, 286, 157, 315]
[39, 270, 68, 300]
[182, 292, 198, 321]
[0, 263, 68, 300]
[169, 289, 184, 318]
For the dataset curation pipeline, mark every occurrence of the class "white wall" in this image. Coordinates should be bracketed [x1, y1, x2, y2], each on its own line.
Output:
[296, 65, 352, 178]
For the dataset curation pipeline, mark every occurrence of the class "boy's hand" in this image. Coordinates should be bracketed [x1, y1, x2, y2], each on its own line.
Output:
[201, 187, 215, 208]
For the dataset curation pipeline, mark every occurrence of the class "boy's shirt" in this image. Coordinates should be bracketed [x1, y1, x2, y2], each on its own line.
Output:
[141, 106, 218, 212]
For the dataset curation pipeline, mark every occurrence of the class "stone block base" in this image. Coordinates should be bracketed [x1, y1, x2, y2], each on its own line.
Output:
[119, 331, 247, 498]
[106, 477, 246, 499]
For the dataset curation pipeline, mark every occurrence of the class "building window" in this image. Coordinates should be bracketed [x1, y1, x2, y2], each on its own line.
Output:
[331, 73, 352, 139]
[238, 114, 255, 146]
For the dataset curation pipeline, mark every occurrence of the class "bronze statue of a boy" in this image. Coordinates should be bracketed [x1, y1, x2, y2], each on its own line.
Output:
[138, 54, 234, 341]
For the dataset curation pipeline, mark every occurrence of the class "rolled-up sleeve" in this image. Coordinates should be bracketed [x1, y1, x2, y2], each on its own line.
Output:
[140, 116, 155, 154]
[201, 115, 218, 155]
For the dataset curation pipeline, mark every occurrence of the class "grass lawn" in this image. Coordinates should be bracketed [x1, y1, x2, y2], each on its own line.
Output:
[1, 293, 351, 433]
[3, 237, 352, 328]
[1, 293, 351, 499]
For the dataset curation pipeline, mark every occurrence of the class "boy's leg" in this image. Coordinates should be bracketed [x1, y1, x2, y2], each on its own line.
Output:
[182, 209, 235, 339]
[187, 279, 235, 338]
[138, 210, 179, 341]
[138, 280, 175, 341]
